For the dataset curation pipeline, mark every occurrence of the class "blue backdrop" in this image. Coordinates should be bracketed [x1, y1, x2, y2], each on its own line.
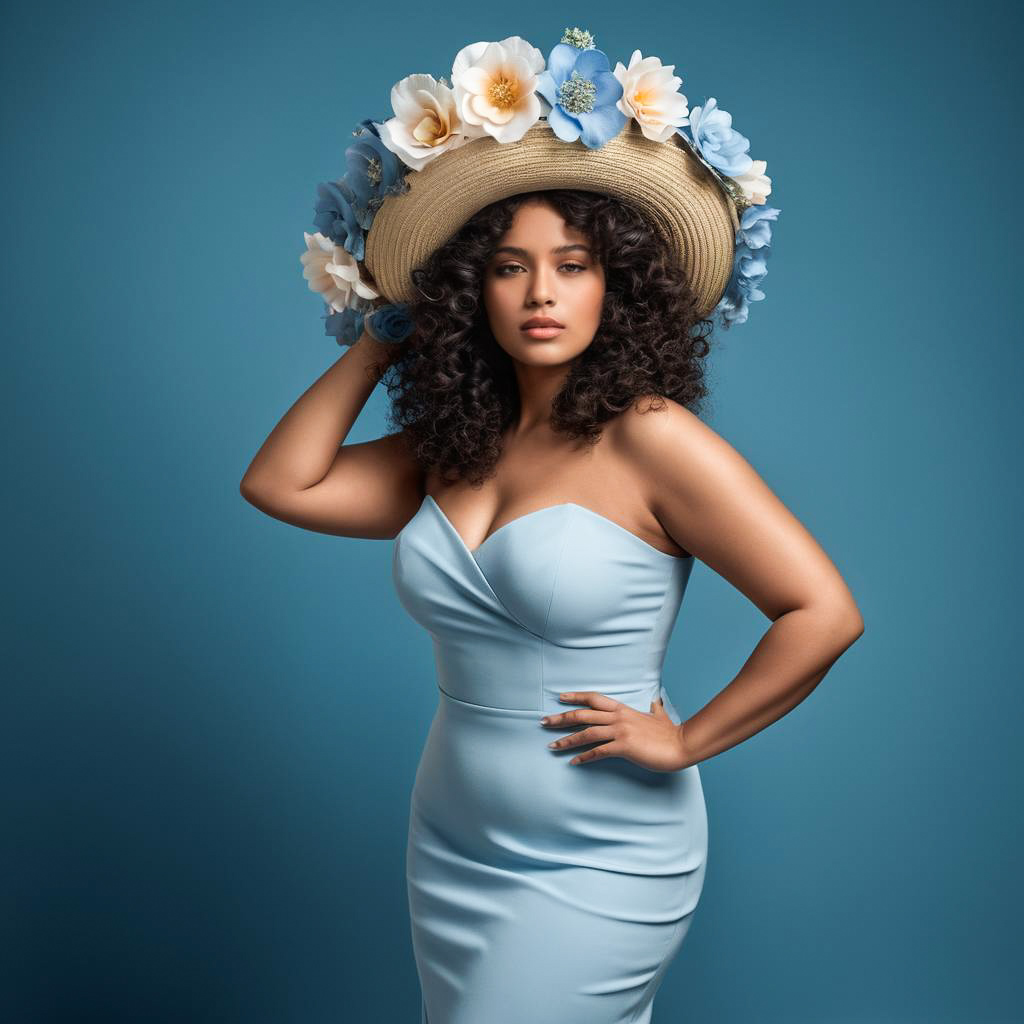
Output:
[4, 1, 1019, 1020]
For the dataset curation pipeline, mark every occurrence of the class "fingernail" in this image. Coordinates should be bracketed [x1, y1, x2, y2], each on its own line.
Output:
[539, 717, 549, 725]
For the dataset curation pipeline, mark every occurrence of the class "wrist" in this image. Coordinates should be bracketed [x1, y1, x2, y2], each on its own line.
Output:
[675, 722, 697, 771]
[354, 326, 397, 351]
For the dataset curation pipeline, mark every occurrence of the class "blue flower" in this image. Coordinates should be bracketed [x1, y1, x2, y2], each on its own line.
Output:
[682, 97, 753, 178]
[313, 178, 366, 261]
[313, 119, 410, 262]
[737, 202, 778, 252]
[322, 304, 368, 346]
[366, 301, 414, 344]
[535, 42, 626, 149]
[342, 119, 409, 226]
[715, 205, 780, 328]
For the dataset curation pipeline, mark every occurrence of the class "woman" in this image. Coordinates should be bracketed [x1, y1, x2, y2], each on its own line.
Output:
[241, 28, 863, 1016]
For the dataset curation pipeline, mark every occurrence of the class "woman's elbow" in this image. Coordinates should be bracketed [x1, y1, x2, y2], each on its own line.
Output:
[819, 598, 865, 649]
[239, 474, 272, 509]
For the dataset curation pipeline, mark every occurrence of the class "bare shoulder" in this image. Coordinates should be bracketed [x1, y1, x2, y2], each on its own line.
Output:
[608, 393, 764, 539]
[609, 394, 728, 490]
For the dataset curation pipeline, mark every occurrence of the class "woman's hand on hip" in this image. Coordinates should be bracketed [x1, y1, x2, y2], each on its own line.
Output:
[540, 692, 691, 773]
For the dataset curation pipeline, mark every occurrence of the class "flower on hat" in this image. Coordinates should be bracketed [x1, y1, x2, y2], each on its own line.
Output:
[730, 158, 772, 205]
[684, 97, 753, 178]
[342, 119, 410, 220]
[450, 36, 547, 144]
[715, 204, 780, 327]
[737, 202, 778, 251]
[377, 76, 476, 171]
[365, 301, 414, 343]
[535, 31, 627, 149]
[612, 50, 689, 143]
[313, 179, 366, 261]
[323, 305, 373, 346]
[301, 231, 379, 313]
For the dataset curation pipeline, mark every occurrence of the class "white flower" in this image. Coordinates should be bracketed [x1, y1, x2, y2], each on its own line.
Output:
[451, 35, 547, 144]
[612, 49, 689, 143]
[731, 159, 772, 204]
[300, 231, 378, 311]
[377, 74, 474, 172]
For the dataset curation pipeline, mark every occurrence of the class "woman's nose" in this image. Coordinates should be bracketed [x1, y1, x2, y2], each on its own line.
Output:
[526, 267, 555, 304]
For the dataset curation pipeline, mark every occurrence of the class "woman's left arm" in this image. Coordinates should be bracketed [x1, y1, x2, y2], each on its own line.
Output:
[622, 399, 864, 771]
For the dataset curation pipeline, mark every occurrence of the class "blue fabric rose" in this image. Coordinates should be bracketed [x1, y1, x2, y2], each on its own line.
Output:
[535, 42, 626, 149]
[682, 97, 753, 178]
[365, 301, 414, 344]
[714, 205, 780, 328]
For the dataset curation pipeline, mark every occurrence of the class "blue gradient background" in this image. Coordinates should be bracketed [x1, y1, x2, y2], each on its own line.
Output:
[3, 1, 1019, 1021]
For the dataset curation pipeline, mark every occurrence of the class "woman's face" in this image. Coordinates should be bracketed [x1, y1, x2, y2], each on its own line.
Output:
[482, 200, 605, 367]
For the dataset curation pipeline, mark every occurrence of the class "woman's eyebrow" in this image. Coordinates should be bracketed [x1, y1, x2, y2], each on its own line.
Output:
[493, 244, 592, 257]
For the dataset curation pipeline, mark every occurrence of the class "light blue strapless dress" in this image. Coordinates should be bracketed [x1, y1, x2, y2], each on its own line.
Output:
[393, 494, 709, 1023]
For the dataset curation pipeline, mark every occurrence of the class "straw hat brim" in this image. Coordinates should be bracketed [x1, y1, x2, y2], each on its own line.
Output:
[363, 117, 739, 318]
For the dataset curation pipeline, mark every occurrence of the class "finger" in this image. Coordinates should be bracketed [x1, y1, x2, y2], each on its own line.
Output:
[569, 740, 623, 765]
[541, 708, 612, 728]
[559, 691, 621, 712]
[547, 725, 615, 751]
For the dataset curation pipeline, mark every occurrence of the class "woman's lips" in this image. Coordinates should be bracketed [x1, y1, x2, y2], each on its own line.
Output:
[522, 325, 565, 338]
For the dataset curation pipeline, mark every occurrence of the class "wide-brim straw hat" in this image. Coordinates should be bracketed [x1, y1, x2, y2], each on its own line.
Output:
[363, 116, 740, 318]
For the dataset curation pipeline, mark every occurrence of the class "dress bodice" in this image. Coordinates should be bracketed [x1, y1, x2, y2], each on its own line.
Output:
[393, 495, 694, 715]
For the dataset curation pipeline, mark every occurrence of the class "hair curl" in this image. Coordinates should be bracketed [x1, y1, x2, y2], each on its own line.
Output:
[367, 189, 720, 487]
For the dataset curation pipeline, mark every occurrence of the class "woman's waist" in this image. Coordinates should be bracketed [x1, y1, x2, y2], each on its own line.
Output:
[434, 646, 667, 715]
[410, 687, 705, 873]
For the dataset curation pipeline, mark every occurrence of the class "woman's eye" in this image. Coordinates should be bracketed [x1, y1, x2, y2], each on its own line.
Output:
[495, 263, 587, 276]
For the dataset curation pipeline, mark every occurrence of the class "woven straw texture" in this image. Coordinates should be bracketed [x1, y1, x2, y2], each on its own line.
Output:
[363, 118, 739, 317]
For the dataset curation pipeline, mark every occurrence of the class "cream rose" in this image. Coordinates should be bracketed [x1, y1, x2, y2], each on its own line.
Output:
[450, 35, 547, 144]
[377, 74, 474, 172]
[612, 49, 689, 143]
[300, 231, 379, 311]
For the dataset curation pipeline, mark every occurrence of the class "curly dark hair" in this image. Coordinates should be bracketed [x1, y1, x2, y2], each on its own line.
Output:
[367, 188, 720, 487]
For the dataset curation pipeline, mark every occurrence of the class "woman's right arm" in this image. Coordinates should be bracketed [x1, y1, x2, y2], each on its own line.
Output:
[238, 329, 424, 540]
